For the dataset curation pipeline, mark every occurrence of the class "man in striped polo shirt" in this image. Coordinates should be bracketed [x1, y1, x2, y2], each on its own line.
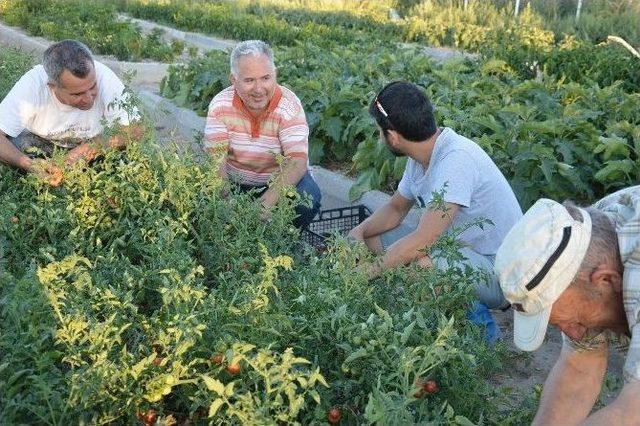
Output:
[204, 40, 321, 229]
[494, 186, 640, 424]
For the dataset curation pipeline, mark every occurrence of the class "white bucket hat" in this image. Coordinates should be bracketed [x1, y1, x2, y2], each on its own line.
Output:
[494, 199, 592, 351]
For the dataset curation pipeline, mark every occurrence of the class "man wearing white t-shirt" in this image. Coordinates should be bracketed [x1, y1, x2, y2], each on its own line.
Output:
[0, 39, 140, 186]
[349, 81, 522, 313]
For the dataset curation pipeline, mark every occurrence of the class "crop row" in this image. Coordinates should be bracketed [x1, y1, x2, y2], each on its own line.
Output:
[0, 126, 525, 423]
[162, 42, 640, 206]
[0, 0, 185, 62]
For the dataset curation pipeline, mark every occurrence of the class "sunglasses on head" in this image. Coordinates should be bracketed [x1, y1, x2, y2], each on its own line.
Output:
[374, 97, 394, 130]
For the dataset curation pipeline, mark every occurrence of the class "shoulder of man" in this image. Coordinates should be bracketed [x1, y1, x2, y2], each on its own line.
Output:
[207, 85, 235, 113]
[11, 64, 48, 95]
[275, 85, 305, 120]
[94, 61, 124, 84]
[593, 186, 640, 212]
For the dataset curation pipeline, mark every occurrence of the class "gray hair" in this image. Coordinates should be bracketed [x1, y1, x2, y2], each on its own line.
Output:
[43, 40, 94, 84]
[564, 202, 622, 293]
[230, 40, 275, 76]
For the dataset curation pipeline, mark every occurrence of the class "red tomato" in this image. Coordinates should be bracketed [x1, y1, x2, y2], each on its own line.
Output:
[211, 354, 224, 365]
[226, 362, 241, 375]
[137, 409, 157, 426]
[143, 409, 157, 425]
[423, 379, 438, 394]
[327, 407, 341, 424]
[152, 357, 164, 366]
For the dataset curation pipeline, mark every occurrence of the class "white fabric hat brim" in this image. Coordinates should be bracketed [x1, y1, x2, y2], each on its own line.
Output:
[513, 305, 552, 351]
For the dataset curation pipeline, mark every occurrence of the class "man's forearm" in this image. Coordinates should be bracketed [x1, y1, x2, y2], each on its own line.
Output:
[0, 133, 32, 171]
[581, 381, 640, 425]
[351, 203, 407, 240]
[533, 347, 607, 426]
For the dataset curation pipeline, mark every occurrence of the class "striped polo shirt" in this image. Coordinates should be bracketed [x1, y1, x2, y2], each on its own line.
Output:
[204, 85, 309, 186]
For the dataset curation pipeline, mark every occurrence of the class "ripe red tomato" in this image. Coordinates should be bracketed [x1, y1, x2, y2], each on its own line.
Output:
[211, 354, 224, 365]
[327, 407, 341, 424]
[143, 409, 157, 425]
[226, 362, 241, 375]
[152, 357, 164, 366]
[137, 409, 157, 426]
[423, 379, 438, 394]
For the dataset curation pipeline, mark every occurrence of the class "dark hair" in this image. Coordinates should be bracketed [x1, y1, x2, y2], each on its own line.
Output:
[368, 81, 437, 141]
[43, 40, 94, 84]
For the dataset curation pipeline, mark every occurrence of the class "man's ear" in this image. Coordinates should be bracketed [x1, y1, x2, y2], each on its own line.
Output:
[386, 129, 401, 147]
[591, 264, 622, 292]
[229, 73, 236, 85]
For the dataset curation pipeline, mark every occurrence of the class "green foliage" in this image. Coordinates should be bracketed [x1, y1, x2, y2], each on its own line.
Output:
[489, 37, 640, 93]
[535, 0, 640, 45]
[162, 40, 640, 206]
[0, 0, 182, 61]
[0, 48, 36, 99]
[0, 121, 516, 423]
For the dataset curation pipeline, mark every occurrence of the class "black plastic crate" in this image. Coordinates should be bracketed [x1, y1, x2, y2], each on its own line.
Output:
[302, 205, 371, 248]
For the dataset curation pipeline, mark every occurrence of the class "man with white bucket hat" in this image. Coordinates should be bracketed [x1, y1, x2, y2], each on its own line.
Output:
[495, 186, 640, 424]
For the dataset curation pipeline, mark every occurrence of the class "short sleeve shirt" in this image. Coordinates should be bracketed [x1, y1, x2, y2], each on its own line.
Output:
[0, 61, 135, 148]
[397, 127, 522, 256]
[563, 185, 640, 383]
[203, 85, 309, 186]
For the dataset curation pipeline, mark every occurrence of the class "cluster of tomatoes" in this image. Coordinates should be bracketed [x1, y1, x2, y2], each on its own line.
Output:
[211, 353, 242, 375]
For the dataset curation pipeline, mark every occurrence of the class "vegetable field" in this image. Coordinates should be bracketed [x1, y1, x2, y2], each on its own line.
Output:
[1, 133, 517, 424]
[0, 0, 638, 424]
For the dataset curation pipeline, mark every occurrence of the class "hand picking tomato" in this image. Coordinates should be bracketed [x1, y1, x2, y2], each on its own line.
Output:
[327, 407, 341, 424]
[226, 362, 241, 375]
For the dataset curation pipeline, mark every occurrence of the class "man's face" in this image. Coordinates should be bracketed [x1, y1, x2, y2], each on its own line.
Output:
[231, 54, 277, 114]
[548, 285, 602, 341]
[50, 64, 98, 110]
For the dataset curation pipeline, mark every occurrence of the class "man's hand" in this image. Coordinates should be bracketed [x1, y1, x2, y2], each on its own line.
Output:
[355, 259, 383, 280]
[107, 135, 126, 149]
[30, 159, 63, 186]
[260, 205, 272, 222]
[347, 227, 365, 244]
[65, 142, 99, 166]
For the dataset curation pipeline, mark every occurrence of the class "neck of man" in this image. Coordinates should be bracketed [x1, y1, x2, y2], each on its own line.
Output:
[408, 128, 441, 168]
[247, 106, 267, 118]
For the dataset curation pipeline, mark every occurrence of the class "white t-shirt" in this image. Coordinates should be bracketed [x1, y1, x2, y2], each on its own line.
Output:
[0, 61, 134, 147]
[397, 127, 522, 256]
